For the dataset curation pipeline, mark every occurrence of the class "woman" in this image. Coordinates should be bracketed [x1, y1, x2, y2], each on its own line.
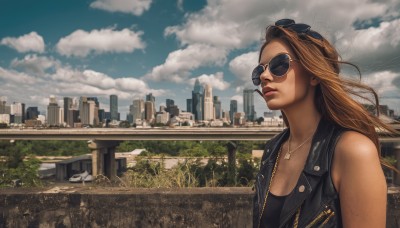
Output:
[252, 19, 396, 228]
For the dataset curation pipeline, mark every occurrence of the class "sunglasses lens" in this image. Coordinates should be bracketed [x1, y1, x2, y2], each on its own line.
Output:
[269, 54, 290, 77]
[252, 65, 264, 86]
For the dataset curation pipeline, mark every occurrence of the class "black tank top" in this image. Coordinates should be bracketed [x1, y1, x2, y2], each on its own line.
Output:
[259, 192, 287, 228]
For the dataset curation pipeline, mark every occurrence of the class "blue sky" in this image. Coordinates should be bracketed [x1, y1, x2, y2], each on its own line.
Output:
[1, 0, 400, 119]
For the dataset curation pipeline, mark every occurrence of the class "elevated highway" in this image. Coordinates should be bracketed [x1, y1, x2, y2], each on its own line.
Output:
[1, 126, 399, 181]
[0, 126, 399, 142]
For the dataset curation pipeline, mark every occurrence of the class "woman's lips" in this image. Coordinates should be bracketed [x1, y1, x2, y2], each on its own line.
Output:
[262, 87, 277, 97]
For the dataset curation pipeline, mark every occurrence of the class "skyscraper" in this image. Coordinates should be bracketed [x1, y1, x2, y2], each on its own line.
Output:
[203, 83, 214, 120]
[63, 97, 72, 123]
[229, 100, 238, 124]
[243, 89, 256, 121]
[47, 96, 60, 126]
[166, 99, 174, 111]
[26, 107, 39, 120]
[146, 93, 156, 119]
[213, 96, 221, 120]
[192, 79, 204, 121]
[130, 99, 144, 122]
[110, 95, 118, 121]
[145, 101, 155, 122]
[186, 99, 192, 113]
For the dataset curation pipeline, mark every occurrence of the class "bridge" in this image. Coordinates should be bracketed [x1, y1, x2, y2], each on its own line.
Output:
[1, 126, 400, 183]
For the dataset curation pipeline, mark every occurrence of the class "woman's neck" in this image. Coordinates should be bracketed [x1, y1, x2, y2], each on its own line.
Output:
[283, 103, 321, 141]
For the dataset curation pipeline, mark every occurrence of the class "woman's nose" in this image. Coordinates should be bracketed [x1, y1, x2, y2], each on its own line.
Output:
[260, 66, 273, 84]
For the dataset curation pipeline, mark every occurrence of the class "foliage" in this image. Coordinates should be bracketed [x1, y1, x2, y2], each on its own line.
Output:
[0, 140, 89, 157]
[116, 140, 265, 158]
[119, 156, 260, 188]
[0, 141, 42, 187]
[120, 157, 198, 188]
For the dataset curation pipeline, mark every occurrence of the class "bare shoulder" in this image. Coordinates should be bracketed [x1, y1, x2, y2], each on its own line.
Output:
[334, 130, 379, 164]
[332, 130, 386, 227]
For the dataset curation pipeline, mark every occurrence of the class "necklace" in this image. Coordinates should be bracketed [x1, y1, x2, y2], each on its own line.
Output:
[284, 132, 314, 160]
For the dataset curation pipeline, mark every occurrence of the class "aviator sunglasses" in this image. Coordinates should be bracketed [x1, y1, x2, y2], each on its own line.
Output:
[251, 53, 296, 86]
[252, 19, 323, 86]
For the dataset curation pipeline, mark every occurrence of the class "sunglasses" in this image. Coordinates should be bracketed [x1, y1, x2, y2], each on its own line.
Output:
[272, 18, 323, 40]
[252, 53, 296, 86]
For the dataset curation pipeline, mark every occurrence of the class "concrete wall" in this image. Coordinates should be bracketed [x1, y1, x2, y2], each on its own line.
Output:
[0, 187, 399, 228]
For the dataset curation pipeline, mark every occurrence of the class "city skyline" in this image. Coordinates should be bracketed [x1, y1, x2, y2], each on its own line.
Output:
[1, 0, 400, 118]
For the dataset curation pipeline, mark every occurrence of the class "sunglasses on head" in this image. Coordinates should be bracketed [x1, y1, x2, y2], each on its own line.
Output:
[252, 53, 296, 86]
[272, 18, 323, 40]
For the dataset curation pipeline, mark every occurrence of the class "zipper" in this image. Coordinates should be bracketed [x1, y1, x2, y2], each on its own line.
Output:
[305, 207, 334, 228]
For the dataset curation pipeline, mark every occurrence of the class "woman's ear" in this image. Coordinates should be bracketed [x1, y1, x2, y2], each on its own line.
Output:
[310, 76, 320, 86]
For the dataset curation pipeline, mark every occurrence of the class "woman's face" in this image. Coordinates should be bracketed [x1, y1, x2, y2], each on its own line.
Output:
[259, 39, 315, 111]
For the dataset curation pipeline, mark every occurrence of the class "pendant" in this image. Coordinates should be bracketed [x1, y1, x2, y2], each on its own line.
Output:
[284, 153, 291, 160]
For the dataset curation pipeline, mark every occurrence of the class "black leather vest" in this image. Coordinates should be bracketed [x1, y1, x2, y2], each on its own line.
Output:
[253, 120, 345, 228]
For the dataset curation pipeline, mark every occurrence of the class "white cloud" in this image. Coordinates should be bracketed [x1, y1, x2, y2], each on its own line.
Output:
[144, 44, 228, 82]
[189, 72, 230, 90]
[162, 0, 400, 81]
[362, 71, 399, 97]
[0, 32, 45, 53]
[11, 54, 60, 75]
[229, 51, 258, 86]
[177, 0, 184, 11]
[0, 67, 38, 85]
[336, 18, 400, 73]
[0, 59, 165, 114]
[56, 28, 146, 57]
[90, 0, 152, 16]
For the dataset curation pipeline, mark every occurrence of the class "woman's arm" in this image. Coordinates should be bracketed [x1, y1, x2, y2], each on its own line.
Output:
[332, 131, 387, 228]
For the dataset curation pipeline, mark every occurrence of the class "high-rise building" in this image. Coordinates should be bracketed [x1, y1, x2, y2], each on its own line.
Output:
[203, 84, 214, 120]
[110, 95, 118, 121]
[145, 93, 156, 120]
[26, 107, 39, 120]
[166, 99, 174, 112]
[80, 97, 90, 125]
[186, 99, 192, 113]
[0, 97, 10, 115]
[145, 101, 155, 122]
[80, 97, 99, 125]
[47, 96, 60, 126]
[64, 97, 72, 123]
[98, 109, 105, 122]
[169, 105, 180, 117]
[67, 109, 79, 128]
[192, 79, 204, 121]
[146, 93, 156, 112]
[130, 99, 144, 122]
[10, 102, 24, 123]
[243, 89, 256, 121]
[213, 96, 221, 120]
[229, 100, 238, 124]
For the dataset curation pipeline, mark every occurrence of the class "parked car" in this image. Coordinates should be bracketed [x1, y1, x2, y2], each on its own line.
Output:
[69, 171, 93, 183]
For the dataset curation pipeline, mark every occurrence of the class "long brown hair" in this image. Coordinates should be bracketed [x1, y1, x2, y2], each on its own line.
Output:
[259, 25, 398, 169]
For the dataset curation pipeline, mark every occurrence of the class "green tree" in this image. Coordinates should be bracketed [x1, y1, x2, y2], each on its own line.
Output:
[0, 141, 42, 187]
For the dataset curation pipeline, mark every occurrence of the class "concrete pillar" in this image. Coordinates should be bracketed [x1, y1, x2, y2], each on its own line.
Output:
[227, 141, 237, 186]
[88, 140, 120, 180]
[394, 143, 400, 186]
